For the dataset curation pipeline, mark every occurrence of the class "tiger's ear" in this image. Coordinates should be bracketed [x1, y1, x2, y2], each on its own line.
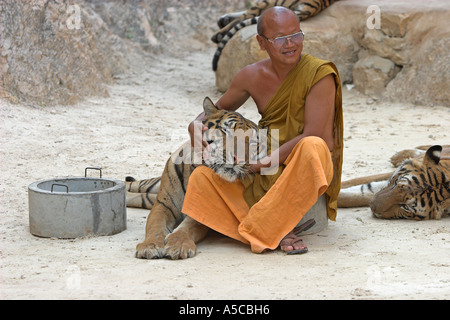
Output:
[424, 145, 442, 165]
[203, 97, 219, 116]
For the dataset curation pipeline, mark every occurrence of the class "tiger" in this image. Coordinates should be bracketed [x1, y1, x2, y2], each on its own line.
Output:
[132, 97, 264, 260]
[211, 0, 338, 71]
[338, 145, 450, 220]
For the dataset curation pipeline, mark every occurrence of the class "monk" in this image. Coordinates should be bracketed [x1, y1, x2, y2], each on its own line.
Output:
[183, 6, 343, 254]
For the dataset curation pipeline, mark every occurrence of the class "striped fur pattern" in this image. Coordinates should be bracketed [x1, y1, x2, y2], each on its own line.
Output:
[371, 146, 450, 220]
[133, 97, 263, 259]
[127, 97, 262, 210]
[212, 0, 337, 71]
[339, 145, 450, 220]
[125, 176, 160, 209]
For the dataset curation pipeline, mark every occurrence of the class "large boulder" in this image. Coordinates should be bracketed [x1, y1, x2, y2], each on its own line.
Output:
[0, 0, 131, 105]
[0, 0, 245, 105]
[214, 0, 450, 106]
[353, 54, 401, 98]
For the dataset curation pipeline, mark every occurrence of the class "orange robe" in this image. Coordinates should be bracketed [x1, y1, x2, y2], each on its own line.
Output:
[182, 54, 343, 253]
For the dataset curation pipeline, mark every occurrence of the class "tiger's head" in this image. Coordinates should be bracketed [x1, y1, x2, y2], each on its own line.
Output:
[200, 97, 265, 182]
[370, 145, 450, 220]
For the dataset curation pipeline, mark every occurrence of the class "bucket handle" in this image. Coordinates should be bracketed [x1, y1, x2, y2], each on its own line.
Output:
[51, 184, 69, 193]
[85, 167, 102, 178]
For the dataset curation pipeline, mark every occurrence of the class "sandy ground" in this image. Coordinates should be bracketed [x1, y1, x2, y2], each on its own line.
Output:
[1, 49, 449, 300]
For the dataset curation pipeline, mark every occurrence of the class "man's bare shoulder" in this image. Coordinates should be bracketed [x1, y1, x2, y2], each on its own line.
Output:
[248, 58, 271, 71]
[234, 59, 271, 83]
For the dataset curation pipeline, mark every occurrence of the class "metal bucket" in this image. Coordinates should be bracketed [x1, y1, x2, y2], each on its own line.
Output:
[28, 168, 126, 238]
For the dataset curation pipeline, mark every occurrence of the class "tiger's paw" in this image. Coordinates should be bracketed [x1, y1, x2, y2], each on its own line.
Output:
[164, 232, 197, 260]
[135, 237, 166, 259]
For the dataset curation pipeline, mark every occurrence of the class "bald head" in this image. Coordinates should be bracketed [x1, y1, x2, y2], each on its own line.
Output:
[257, 6, 300, 36]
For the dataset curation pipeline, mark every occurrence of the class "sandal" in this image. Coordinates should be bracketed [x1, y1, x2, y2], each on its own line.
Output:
[280, 219, 316, 255]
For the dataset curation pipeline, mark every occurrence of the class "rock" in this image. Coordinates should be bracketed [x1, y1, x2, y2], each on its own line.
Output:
[353, 55, 400, 98]
[0, 0, 131, 105]
[385, 11, 450, 106]
[357, 9, 414, 66]
[386, 36, 450, 106]
[358, 28, 409, 66]
[300, 11, 359, 86]
[1, 0, 448, 106]
[0, 0, 246, 106]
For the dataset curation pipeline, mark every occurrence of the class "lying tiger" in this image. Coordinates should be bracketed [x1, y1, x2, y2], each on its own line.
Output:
[132, 97, 264, 259]
[339, 145, 450, 220]
[211, 0, 338, 70]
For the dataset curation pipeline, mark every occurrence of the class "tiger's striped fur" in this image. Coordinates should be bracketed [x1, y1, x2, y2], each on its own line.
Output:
[339, 145, 450, 220]
[125, 176, 160, 209]
[212, 0, 338, 71]
[133, 97, 263, 259]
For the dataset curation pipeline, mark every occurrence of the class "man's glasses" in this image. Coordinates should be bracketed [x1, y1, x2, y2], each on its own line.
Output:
[260, 30, 304, 47]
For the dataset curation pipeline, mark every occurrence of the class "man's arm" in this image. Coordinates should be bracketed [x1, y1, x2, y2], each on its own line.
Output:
[303, 74, 336, 150]
[188, 67, 252, 147]
[216, 67, 252, 111]
[250, 74, 336, 172]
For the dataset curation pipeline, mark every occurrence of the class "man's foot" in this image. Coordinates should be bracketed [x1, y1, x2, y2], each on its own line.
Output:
[280, 232, 308, 254]
[279, 219, 316, 255]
